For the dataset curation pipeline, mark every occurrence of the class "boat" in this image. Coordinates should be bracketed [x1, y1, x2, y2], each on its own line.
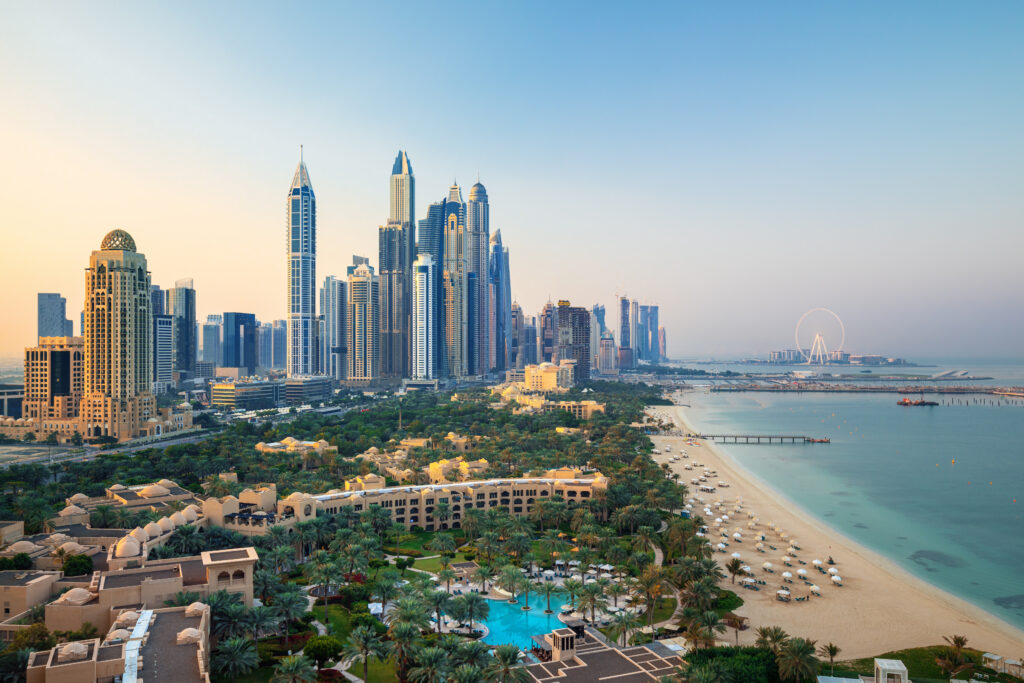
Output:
[897, 397, 938, 407]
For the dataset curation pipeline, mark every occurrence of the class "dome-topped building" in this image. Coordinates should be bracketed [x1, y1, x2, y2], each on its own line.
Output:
[100, 229, 136, 252]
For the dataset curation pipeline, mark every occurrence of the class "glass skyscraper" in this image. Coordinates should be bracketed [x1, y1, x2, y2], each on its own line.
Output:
[287, 149, 317, 377]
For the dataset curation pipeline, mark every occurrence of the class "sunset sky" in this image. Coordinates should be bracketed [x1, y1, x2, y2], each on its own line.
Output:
[1, 2, 1022, 357]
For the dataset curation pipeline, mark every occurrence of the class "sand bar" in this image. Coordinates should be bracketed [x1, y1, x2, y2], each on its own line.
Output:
[647, 394, 1024, 658]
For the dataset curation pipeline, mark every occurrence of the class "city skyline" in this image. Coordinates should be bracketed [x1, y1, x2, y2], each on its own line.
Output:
[2, 2, 1023, 357]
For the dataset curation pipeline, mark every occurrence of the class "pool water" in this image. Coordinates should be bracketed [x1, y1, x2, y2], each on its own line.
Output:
[477, 594, 562, 649]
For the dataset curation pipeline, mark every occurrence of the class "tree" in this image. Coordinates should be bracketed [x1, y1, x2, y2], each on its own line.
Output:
[472, 565, 495, 593]
[817, 642, 840, 676]
[212, 637, 259, 679]
[936, 634, 973, 678]
[341, 625, 386, 682]
[61, 554, 93, 577]
[163, 591, 202, 607]
[460, 592, 490, 632]
[408, 645, 448, 682]
[431, 501, 452, 527]
[450, 664, 485, 683]
[8, 623, 54, 652]
[273, 590, 308, 640]
[533, 581, 563, 614]
[437, 567, 457, 594]
[776, 637, 819, 682]
[754, 625, 789, 653]
[429, 532, 456, 557]
[424, 590, 451, 633]
[70, 431, 83, 446]
[608, 609, 641, 647]
[271, 654, 317, 683]
[303, 634, 342, 671]
[485, 644, 529, 682]
[724, 558, 744, 584]
[387, 621, 422, 682]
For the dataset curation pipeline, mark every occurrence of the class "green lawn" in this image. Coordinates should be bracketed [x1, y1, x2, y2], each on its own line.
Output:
[313, 603, 354, 640]
[213, 666, 274, 683]
[412, 552, 470, 573]
[396, 529, 467, 555]
[835, 646, 1016, 683]
[651, 596, 677, 623]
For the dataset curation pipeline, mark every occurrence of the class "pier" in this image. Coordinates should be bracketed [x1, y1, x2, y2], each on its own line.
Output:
[697, 434, 828, 444]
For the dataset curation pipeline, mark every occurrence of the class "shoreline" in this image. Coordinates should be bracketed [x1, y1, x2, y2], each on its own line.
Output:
[650, 393, 1024, 657]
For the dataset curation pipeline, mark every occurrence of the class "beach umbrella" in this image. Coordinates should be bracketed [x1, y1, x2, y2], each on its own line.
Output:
[787, 546, 797, 554]
[809, 585, 820, 592]
[543, 569, 555, 576]
[755, 542, 764, 549]
[762, 562, 773, 570]
[831, 575, 842, 584]
[723, 515, 730, 521]
[695, 532, 704, 538]
[780, 532, 789, 540]
[600, 572, 613, 578]
[776, 589, 790, 596]
[731, 552, 742, 559]
[812, 559, 823, 566]
[797, 568, 808, 576]
[781, 556, 791, 563]
[782, 571, 793, 579]
[741, 565, 751, 573]
[685, 504, 693, 509]
[733, 533, 742, 540]
[715, 517, 722, 524]
[741, 577, 755, 584]
[748, 522, 756, 529]
[828, 568, 839, 575]
[716, 543, 726, 550]
[560, 604, 573, 612]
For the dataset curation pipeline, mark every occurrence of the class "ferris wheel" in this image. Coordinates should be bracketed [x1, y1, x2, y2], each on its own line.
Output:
[795, 308, 845, 365]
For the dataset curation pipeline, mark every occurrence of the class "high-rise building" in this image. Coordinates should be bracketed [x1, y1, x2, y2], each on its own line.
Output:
[272, 320, 287, 369]
[658, 326, 667, 361]
[79, 230, 157, 441]
[637, 304, 651, 361]
[320, 276, 347, 381]
[442, 183, 468, 378]
[223, 312, 258, 375]
[618, 297, 631, 350]
[150, 286, 165, 317]
[153, 314, 175, 387]
[538, 302, 557, 363]
[592, 304, 607, 335]
[390, 150, 415, 225]
[201, 314, 222, 365]
[418, 199, 447, 375]
[258, 322, 274, 370]
[555, 300, 591, 382]
[379, 220, 412, 378]
[347, 263, 379, 383]
[488, 230, 511, 372]
[22, 336, 84, 423]
[466, 181, 490, 376]
[522, 316, 538, 366]
[597, 334, 618, 375]
[287, 149, 317, 377]
[411, 254, 436, 380]
[37, 293, 74, 338]
[630, 300, 640, 364]
[649, 305, 660, 361]
[166, 279, 197, 375]
[509, 302, 524, 370]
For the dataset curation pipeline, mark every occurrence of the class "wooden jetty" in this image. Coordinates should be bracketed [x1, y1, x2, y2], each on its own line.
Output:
[697, 434, 829, 444]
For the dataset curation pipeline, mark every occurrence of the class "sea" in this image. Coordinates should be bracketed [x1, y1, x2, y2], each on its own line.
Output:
[677, 358, 1024, 632]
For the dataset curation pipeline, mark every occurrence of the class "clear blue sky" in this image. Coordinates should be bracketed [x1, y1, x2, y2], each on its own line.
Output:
[1, 1, 1022, 357]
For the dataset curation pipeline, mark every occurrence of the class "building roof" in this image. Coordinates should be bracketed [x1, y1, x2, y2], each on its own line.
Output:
[0, 570, 56, 586]
[101, 566, 181, 590]
[291, 150, 313, 190]
[137, 609, 204, 682]
[100, 229, 136, 252]
[392, 150, 413, 176]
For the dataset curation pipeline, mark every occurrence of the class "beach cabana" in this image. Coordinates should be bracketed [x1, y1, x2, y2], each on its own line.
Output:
[781, 571, 793, 580]
[733, 533, 742, 540]
[775, 589, 791, 602]
[741, 565, 751, 573]
[716, 543, 727, 551]
[740, 577, 755, 584]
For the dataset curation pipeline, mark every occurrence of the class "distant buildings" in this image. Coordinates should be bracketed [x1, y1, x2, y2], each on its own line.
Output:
[488, 229, 512, 372]
[554, 300, 591, 382]
[347, 263, 379, 383]
[319, 276, 346, 381]
[287, 149, 317, 377]
[442, 183, 468, 378]
[222, 312, 258, 375]
[36, 293, 73, 338]
[22, 336, 83, 424]
[466, 182, 490, 376]
[411, 254, 436, 380]
[379, 151, 415, 379]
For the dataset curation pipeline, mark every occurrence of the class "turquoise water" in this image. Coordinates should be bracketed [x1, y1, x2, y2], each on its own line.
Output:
[683, 388, 1024, 630]
[477, 594, 562, 649]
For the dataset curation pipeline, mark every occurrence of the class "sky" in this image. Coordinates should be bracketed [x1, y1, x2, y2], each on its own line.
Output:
[1, 1, 1022, 359]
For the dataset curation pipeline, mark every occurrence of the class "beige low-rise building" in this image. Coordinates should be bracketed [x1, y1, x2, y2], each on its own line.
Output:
[255, 437, 337, 458]
[344, 473, 385, 491]
[426, 456, 489, 483]
[354, 447, 415, 483]
[400, 432, 481, 453]
[1, 570, 61, 624]
[0, 521, 24, 546]
[50, 480, 204, 528]
[543, 400, 606, 420]
[27, 602, 211, 683]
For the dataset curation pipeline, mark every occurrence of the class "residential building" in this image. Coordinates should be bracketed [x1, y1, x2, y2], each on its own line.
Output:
[618, 297, 631, 349]
[0, 386, 23, 419]
[442, 183, 468, 378]
[200, 315, 221, 365]
[22, 337, 83, 423]
[426, 456, 489, 483]
[521, 315, 538, 366]
[152, 315, 174, 388]
[538, 302, 556, 363]
[257, 322, 273, 370]
[522, 361, 576, 392]
[379, 221, 412, 378]
[418, 199, 447, 375]
[411, 254, 436, 380]
[37, 293, 73, 339]
[648, 304, 660, 361]
[592, 304, 606, 335]
[347, 263, 379, 383]
[554, 300, 591, 382]
[597, 333, 618, 375]
[165, 279, 197, 375]
[271, 320, 287, 369]
[630, 299, 640, 364]
[319, 276, 346, 381]
[509, 302, 524, 369]
[487, 229, 512, 372]
[221, 313, 258, 375]
[466, 181, 490, 376]
[658, 325, 667, 361]
[286, 149, 317, 377]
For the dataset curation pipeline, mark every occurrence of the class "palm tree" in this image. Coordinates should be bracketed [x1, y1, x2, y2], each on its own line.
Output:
[212, 636, 259, 678]
[633, 566, 667, 629]
[608, 610, 641, 647]
[533, 581, 563, 614]
[387, 621, 423, 682]
[429, 532, 457, 556]
[497, 565, 522, 603]
[431, 501, 452, 528]
[485, 644, 529, 682]
[437, 568, 457, 594]
[409, 645, 448, 682]
[271, 654, 317, 683]
[578, 583, 606, 624]
[273, 590, 308, 641]
[606, 581, 629, 608]
[460, 592, 489, 632]
[455, 640, 492, 669]
[265, 544, 293, 574]
[472, 565, 495, 593]
[562, 578, 584, 611]
[724, 558, 744, 584]
[373, 579, 400, 615]
[450, 664, 485, 683]
[342, 624, 387, 683]
[776, 637, 819, 682]
[755, 625, 790, 653]
[163, 591, 202, 607]
[249, 604, 279, 642]
[386, 597, 431, 632]
[936, 634, 973, 677]
[424, 590, 452, 633]
[817, 642, 841, 676]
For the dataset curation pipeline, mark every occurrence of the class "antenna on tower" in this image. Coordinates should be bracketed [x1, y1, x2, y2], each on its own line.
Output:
[300, 144, 304, 162]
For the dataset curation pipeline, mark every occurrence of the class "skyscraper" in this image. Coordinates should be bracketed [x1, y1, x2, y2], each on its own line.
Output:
[509, 302, 524, 370]
[637, 304, 651, 361]
[201, 315, 222, 365]
[630, 300, 640, 366]
[411, 254, 436, 380]
[271, 320, 287, 369]
[649, 305, 660, 361]
[153, 315, 174, 388]
[418, 199, 447, 375]
[23, 336, 83, 423]
[592, 304, 606, 335]
[166, 278, 197, 375]
[223, 312, 258, 375]
[320, 276, 347, 381]
[258, 322, 274, 370]
[466, 181, 490, 376]
[37, 293, 74, 338]
[79, 230, 156, 441]
[555, 300, 591, 382]
[442, 183, 468, 378]
[618, 297, 631, 349]
[379, 151, 416, 379]
[488, 230, 512, 372]
[658, 326, 667, 361]
[347, 263, 379, 383]
[287, 149, 317, 377]
[539, 302, 557, 363]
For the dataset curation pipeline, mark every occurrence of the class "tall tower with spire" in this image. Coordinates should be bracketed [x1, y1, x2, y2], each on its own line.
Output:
[488, 229, 512, 372]
[442, 182, 467, 378]
[380, 151, 415, 378]
[287, 148, 317, 377]
[466, 181, 490, 376]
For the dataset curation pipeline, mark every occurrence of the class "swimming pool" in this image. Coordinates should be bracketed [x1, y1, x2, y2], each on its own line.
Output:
[477, 595, 563, 649]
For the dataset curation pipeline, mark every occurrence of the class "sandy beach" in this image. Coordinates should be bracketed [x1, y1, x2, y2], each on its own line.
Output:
[647, 396, 1024, 659]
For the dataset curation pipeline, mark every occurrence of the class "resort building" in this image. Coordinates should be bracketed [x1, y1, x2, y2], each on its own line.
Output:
[354, 447, 415, 483]
[524, 627, 683, 682]
[1, 570, 61, 624]
[426, 456, 489, 483]
[542, 400, 606, 420]
[0, 522, 24, 546]
[522, 361, 576, 392]
[400, 432, 481, 453]
[49, 480, 204, 527]
[27, 603, 211, 683]
[254, 437, 337, 459]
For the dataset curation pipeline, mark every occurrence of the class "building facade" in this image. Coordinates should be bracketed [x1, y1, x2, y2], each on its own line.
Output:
[222, 313, 258, 375]
[37, 294, 74, 339]
[411, 254, 436, 380]
[554, 301, 591, 382]
[347, 263, 379, 383]
[465, 182, 490, 376]
[319, 276, 346, 381]
[22, 337, 84, 423]
[165, 279, 197, 376]
[286, 150, 317, 377]
[442, 184, 468, 378]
